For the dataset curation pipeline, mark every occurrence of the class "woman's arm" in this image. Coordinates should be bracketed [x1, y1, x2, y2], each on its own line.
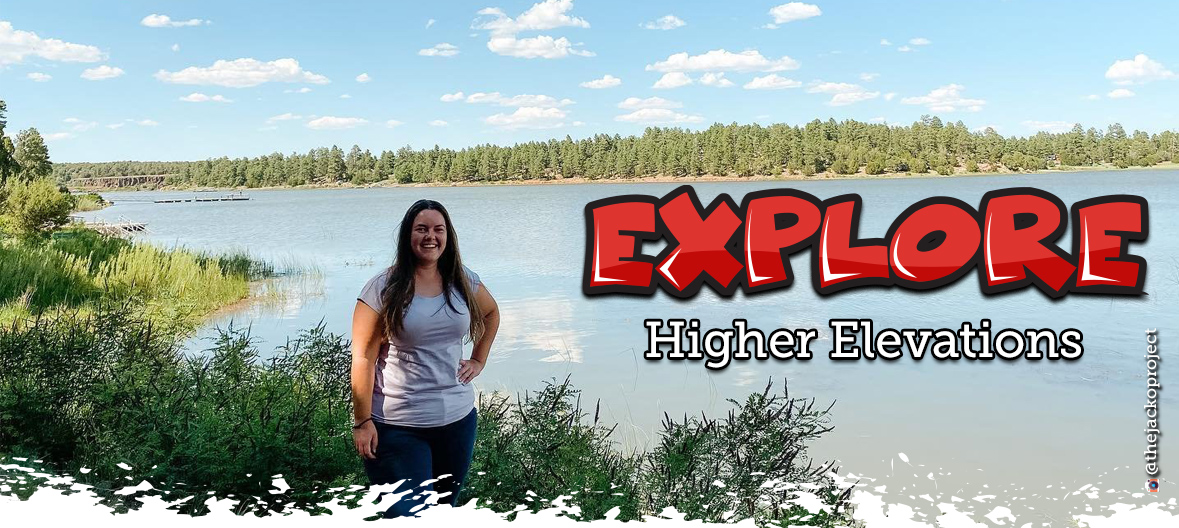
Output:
[458, 284, 499, 384]
[351, 300, 384, 459]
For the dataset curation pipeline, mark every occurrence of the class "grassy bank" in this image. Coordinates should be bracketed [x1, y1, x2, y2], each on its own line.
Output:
[0, 307, 853, 525]
[0, 226, 273, 332]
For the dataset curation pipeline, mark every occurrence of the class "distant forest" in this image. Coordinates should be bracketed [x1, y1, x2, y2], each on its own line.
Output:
[54, 116, 1178, 188]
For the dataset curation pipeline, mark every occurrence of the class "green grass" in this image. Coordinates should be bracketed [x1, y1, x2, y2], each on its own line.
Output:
[0, 227, 272, 332]
[70, 193, 108, 212]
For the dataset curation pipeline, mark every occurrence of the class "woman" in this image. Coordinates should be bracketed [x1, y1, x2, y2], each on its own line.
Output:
[350, 199, 500, 518]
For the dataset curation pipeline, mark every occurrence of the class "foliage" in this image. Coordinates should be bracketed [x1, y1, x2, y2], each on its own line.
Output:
[0, 308, 853, 524]
[643, 381, 852, 526]
[466, 377, 643, 520]
[1, 178, 74, 240]
[53, 116, 1179, 187]
[0, 308, 359, 515]
[0, 229, 264, 331]
[71, 192, 108, 212]
[13, 128, 52, 181]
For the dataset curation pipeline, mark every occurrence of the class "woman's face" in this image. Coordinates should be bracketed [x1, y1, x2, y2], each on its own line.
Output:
[410, 209, 448, 264]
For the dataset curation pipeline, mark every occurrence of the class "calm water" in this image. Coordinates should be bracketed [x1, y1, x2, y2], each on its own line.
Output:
[85, 170, 1178, 514]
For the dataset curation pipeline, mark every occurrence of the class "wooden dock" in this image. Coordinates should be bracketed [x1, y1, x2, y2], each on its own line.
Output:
[72, 217, 148, 237]
[155, 193, 250, 204]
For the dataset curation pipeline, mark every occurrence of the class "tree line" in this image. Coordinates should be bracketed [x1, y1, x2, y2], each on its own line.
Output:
[53, 116, 1179, 188]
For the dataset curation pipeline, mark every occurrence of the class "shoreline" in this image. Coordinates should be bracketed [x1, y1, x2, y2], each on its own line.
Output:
[80, 162, 1178, 193]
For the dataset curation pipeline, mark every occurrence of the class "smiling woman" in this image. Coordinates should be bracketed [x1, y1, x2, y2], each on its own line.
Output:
[349, 198, 501, 518]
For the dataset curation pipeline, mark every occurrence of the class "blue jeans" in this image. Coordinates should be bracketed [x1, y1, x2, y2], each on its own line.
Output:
[362, 407, 478, 518]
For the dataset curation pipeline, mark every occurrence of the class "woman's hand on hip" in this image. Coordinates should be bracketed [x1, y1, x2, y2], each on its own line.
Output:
[353, 421, 378, 460]
[458, 358, 484, 384]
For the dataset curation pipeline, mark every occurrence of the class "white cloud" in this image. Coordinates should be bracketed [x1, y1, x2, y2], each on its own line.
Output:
[43, 132, 75, 141]
[743, 74, 801, 90]
[909, 37, 931, 46]
[1107, 88, 1135, 99]
[884, 92, 896, 101]
[137, 119, 160, 126]
[807, 81, 879, 105]
[1083, 94, 1100, 101]
[340, 94, 352, 99]
[441, 91, 466, 102]
[306, 116, 368, 130]
[81, 65, 124, 80]
[465, 92, 502, 104]
[615, 108, 703, 124]
[473, 0, 589, 36]
[285, 87, 312, 94]
[105, 123, 125, 130]
[460, 92, 574, 107]
[419, 43, 459, 57]
[0, 21, 105, 65]
[266, 113, 303, 123]
[485, 107, 568, 129]
[641, 15, 685, 30]
[355, 73, 371, 83]
[171, 43, 180, 52]
[647, 49, 799, 73]
[155, 58, 329, 88]
[765, 3, 821, 29]
[27, 72, 51, 82]
[425, 19, 436, 29]
[473, 0, 592, 59]
[1022, 120, 1074, 133]
[880, 39, 892, 46]
[901, 84, 985, 112]
[897, 45, 913, 52]
[580, 74, 621, 89]
[179, 92, 233, 103]
[141, 14, 207, 28]
[617, 96, 682, 110]
[386, 119, 404, 128]
[859, 72, 879, 82]
[1105, 54, 1175, 85]
[652, 72, 693, 89]
[429, 120, 449, 126]
[699, 72, 733, 87]
[486, 35, 592, 58]
[63, 117, 97, 132]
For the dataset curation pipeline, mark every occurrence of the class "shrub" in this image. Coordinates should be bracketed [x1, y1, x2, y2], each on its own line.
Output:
[2, 178, 74, 240]
[0, 311, 853, 524]
[643, 381, 851, 526]
[467, 377, 643, 520]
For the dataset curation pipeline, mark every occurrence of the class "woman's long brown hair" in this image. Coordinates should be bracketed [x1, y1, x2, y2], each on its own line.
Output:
[379, 199, 484, 343]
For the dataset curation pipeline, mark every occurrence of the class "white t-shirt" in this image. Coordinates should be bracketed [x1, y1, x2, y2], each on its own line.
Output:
[357, 266, 480, 427]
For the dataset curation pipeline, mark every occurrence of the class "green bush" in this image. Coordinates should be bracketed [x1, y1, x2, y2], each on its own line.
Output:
[0, 310, 853, 524]
[466, 377, 643, 520]
[2, 178, 74, 240]
[643, 381, 851, 526]
[0, 308, 359, 515]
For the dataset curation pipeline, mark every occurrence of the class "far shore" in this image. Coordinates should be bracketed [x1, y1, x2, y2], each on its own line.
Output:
[79, 161, 1178, 193]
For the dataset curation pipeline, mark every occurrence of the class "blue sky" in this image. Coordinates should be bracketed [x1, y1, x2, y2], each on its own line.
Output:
[3, 0, 1178, 162]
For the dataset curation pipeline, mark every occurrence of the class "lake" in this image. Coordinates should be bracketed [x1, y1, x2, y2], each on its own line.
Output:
[83, 169, 1178, 521]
